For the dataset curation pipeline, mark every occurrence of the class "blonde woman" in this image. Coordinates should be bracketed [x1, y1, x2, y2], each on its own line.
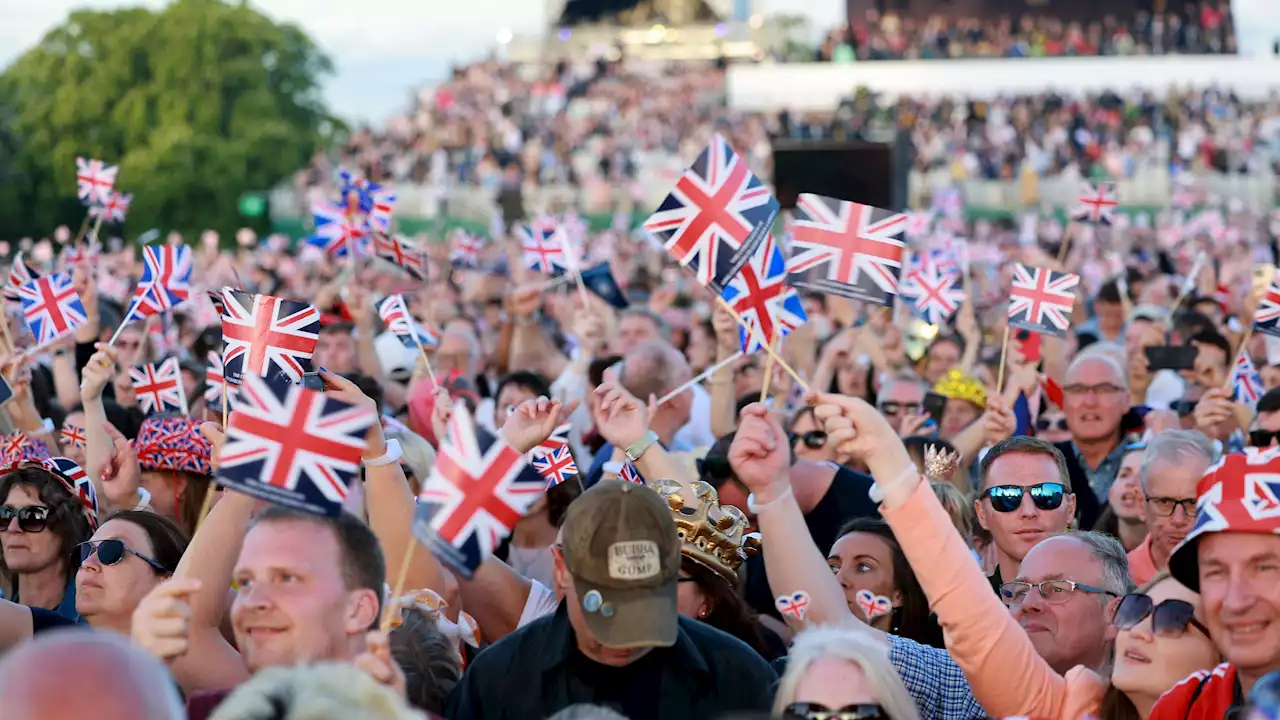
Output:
[774, 627, 921, 720]
[385, 428, 436, 496]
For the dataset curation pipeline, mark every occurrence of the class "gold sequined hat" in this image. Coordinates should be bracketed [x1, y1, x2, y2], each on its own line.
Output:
[653, 479, 761, 584]
[932, 369, 987, 408]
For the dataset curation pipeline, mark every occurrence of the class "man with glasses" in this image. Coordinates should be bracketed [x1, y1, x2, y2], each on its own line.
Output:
[1057, 352, 1131, 527]
[1126, 430, 1214, 585]
[974, 436, 1077, 592]
[876, 379, 929, 436]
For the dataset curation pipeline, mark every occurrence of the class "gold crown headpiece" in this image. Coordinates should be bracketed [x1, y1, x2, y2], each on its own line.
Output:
[932, 369, 987, 408]
[923, 444, 962, 482]
[653, 479, 760, 583]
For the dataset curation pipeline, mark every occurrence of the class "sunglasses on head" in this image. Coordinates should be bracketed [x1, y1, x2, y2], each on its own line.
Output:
[1250, 429, 1280, 448]
[878, 401, 920, 416]
[982, 482, 1066, 513]
[1036, 417, 1069, 432]
[783, 703, 889, 720]
[0, 506, 50, 533]
[1113, 593, 1210, 638]
[789, 430, 827, 449]
[75, 539, 170, 574]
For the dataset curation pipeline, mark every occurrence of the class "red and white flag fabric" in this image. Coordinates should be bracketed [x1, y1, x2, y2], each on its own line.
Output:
[643, 133, 779, 293]
[518, 223, 569, 275]
[4, 252, 40, 307]
[450, 231, 485, 269]
[373, 234, 425, 280]
[221, 289, 320, 384]
[122, 244, 192, 325]
[720, 233, 807, 353]
[786, 193, 906, 306]
[376, 294, 437, 349]
[532, 423, 571, 459]
[414, 404, 542, 578]
[205, 350, 235, 413]
[904, 210, 933, 240]
[532, 445, 579, 489]
[1231, 354, 1264, 409]
[1252, 281, 1280, 339]
[901, 263, 966, 326]
[87, 191, 132, 224]
[17, 273, 88, 347]
[130, 357, 187, 416]
[310, 201, 369, 258]
[1008, 264, 1080, 338]
[75, 157, 118, 206]
[366, 188, 397, 234]
[217, 372, 375, 517]
[1071, 181, 1119, 225]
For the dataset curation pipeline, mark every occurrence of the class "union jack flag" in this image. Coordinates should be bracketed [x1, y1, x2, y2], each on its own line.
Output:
[1071, 181, 1119, 225]
[60, 422, 86, 450]
[130, 357, 187, 415]
[451, 231, 485, 269]
[17, 273, 87, 346]
[4, 252, 40, 306]
[643, 134, 778, 293]
[1231, 354, 1264, 409]
[60, 242, 101, 270]
[901, 263, 966, 326]
[205, 350, 235, 412]
[413, 405, 542, 578]
[532, 445, 578, 489]
[1252, 281, 1280, 339]
[376, 294, 437, 349]
[310, 201, 368, 258]
[218, 372, 376, 517]
[722, 233, 807, 353]
[905, 210, 933, 240]
[122, 244, 192, 325]
[1185, 448, 1280, 542]
[531, 423, 571, 459]
[366, 188, 397, 234]
[43, 456, 97, 524]
[373, 234, 425, 280]
[787, 193, 906, 306]
[518, 223, 569, 275]
[1008, 264, 1079, 337]
[75, 157, 118, 206]
[221, 289, 320, 384]
[87, 191, 132, 224]
[620, 460, 643, 485]
[208, 288, 228, 317]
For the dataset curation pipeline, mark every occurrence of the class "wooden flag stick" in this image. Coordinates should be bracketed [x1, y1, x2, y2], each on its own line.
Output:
[759, 333, 779, 403]
[87, 211, 107, 245]
[380, 540, 417, 633]
[995, 325, 1012, 397]
[71, 215, 91, 247]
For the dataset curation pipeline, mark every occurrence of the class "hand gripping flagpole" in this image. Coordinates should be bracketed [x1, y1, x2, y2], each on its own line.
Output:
[715, 296, 808, 392]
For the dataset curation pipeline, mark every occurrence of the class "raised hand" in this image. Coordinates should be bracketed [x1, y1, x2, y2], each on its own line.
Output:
[982, 399, 1017, 448]
[811, 393, 913, 487]
[712, 303, 740, 356]
[502, 396, 579, 454]
[897, 410, 933, 439]
[353, 630, 407, 696]
[429, 386, 452, 445]
[727, 403, 791, 503]
[593, 377, 651, 450]
[131, 578, 201, 661]
[80, 345, 119, 403]
[199, 422, 225, 474]
[99, 422, 142, 509]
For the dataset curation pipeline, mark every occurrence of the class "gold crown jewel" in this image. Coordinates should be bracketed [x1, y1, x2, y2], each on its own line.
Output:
[654, 479, 761, 583]
[923, 444, 962, 482]
[933, 369, 987, 408]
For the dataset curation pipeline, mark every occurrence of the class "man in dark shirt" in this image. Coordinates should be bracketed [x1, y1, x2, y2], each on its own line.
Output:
[446, 480, 775, 719]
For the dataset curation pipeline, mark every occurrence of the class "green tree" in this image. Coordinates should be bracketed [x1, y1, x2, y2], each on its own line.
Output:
[0, 0, 338, 239]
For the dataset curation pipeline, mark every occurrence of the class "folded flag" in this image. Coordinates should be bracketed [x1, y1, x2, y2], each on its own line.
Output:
[218, 372, 375, 517]
[88, 191, 132, 225]
[75, 157, 118, 206]
[18, 273, 88, 347]
[208, 288, 229, 317]
[221, 289, 320, 384]
[1232, 353, 1264, 409]
[722, 233, 807, 353]
[122, 244, 192, 325]
[1253, 281, 1280, 339]
[532, 423, 571, 459]
[579, 263, 629, 309]
[4, 252, 40, 306]
[373, 234, 425, 280]
[366, 188, 397, 234]
[414, 404, 542, 578]
[532, 445, 579, 489]
[787, 193, 906, 306]
[130, 357, 187, 415]
[901, 262, 966, 326]
[376, 294, 437, 349]
[1072, 181, 1119, 225]
[450, 231, 485, 269]
[311, 201, 368, 258]
[620, 460, 643, 485]
[1008, 264, 1079, 338]
[644, 133, 778, 293]
[519, 223, 569, 275]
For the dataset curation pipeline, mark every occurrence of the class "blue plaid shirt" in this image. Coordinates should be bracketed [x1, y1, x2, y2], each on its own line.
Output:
[889, 635, 987, 720]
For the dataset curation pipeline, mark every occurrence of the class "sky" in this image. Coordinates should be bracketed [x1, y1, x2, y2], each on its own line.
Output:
[1, 0, 1277, 125]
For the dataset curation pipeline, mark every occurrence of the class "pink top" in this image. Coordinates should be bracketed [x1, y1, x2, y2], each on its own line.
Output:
[1127, 534, 1158, 587]
[881, 481, 1107, 719]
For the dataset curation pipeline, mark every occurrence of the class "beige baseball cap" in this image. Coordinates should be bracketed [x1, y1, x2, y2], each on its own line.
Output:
[560, 480, 681, 649]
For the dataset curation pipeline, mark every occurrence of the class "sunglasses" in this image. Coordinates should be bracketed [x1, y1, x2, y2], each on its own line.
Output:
[1250, 429, 1280, 448]
[789, 430, 828, 449]
[1036, 417, 1069, 432]
[0, 506, 50, 533]
[75, 539, 170, 574]
[1171, 399, 1198, 417]
[783, 703, 889, 720]
[982, 482, 1066, 513]
[878, 401, 920, 416]
[1113, 593, 1210, 638]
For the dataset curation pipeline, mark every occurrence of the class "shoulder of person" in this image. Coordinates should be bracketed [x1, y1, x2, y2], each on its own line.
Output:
[1148, 663, 1233, 720]
[676, 616, 775, 680]
[468, 607, 560, 672]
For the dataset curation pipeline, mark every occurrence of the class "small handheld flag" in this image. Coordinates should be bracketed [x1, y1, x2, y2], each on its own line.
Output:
[376, 295, 437, 350]
[87, 191, 132, 225]
[901, 263, 966, 326]
[310, 201, 369, 258]
[75, 157, 119, 206]
[519, 224, 568, 275]
[786, 193, 906, 305]
[130, 357, 187, 415]
[721, 233, 807, 353]
[373, 234, 425, 280]
[205, 350, 235, 412]
[532, 445, 579, 489]
[1253, 282, 1280, 339]
[579, 263, 629, 309]
[1231, 354, 1264, 409]
[120, 244, 193, 326]
[18, 273, 88, 347]
[1007, 264, 1079, 338]
[1072, 181, 1119, 225]
[221, 290, 320, 385]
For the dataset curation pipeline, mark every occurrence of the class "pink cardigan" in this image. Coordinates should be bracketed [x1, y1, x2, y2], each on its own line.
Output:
[880, 482, 1106, 719]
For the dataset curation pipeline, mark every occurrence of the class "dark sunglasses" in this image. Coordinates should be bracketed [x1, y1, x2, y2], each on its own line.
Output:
[1171, 399, 1198, 417]
[1113, 593, 1210, 638]
[1036, 417, 1069, 432]
[789, 430, 828, 449]
[878, 401, 920, 416]
[1250, 429, 1280, 448]
[784, 703, 889, 720]
[75, 539, 170, 574]
[983, 482, 1066, 513]
[0, 506, 50, 533]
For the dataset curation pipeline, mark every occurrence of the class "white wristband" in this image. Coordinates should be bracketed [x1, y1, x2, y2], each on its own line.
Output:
[363, 439, 403, 468]
[747, 485, 794, 514]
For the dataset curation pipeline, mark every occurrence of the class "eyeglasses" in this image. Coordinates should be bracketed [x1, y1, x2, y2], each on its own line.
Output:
[982, 482, 1066, 513]
[0, 506, 50, 533]
[878, 401, 921, 416]
[1171, 399, 1199, 417]
[1113, 593, 1210, 638]
[75, 539, 170, 574]
[1249, 429, 1280, 448]
[999, 579, 1117, 607]
[1063, 383, 1124, 397]
[1036, 417, 1069, 432]
[1145, 496, 1197, 518]
[783, 703, 889, 720]
[789, 430, 828, 449]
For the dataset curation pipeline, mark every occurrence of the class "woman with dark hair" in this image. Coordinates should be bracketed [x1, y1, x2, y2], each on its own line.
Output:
[827, 517, 944, 648]
[74, 509, 188, 634]
[131, 415, 214, 535]
[656, 480, 787, 660]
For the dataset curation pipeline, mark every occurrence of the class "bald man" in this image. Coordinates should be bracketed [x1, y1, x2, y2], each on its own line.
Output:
[0, 630, 184, 720]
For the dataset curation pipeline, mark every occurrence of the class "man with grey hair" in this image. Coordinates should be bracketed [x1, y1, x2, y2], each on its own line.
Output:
[1127, 429, 1215, 585]
[0, 629, 185, 719]
[876, 378, 929, 436]
[615, 308, 670, 354]
[1057, 351, 1132, 527]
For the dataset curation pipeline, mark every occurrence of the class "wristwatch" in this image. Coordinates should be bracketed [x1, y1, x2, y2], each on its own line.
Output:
[624, 431, 659, 463]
